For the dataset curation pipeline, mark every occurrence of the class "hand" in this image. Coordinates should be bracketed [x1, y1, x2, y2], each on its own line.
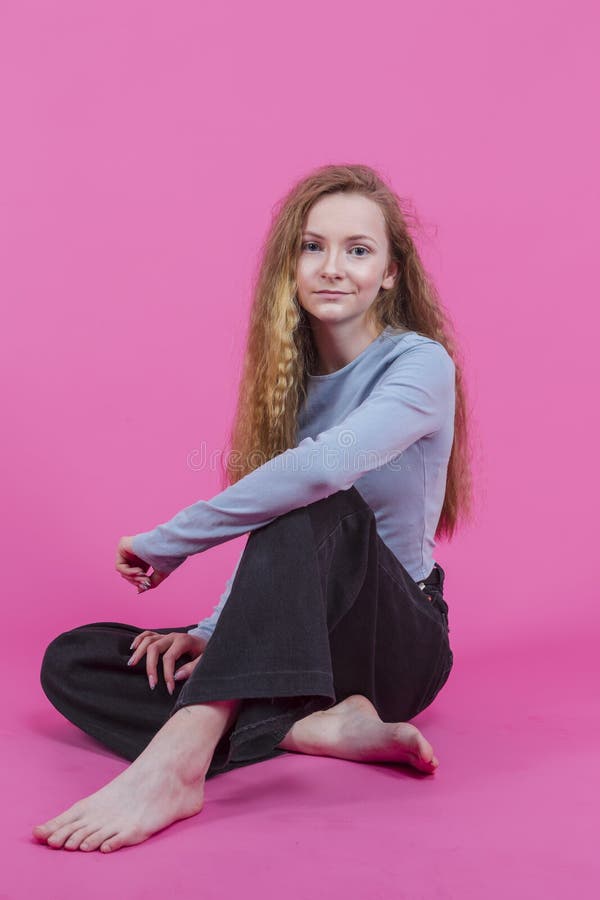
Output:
[127, 630, 208, 694]
[116, 535, 169, 593]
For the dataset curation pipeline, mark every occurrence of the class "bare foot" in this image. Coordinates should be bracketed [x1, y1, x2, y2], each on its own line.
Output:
[279, 694, 440, 774]
[32, 700, 239, 853]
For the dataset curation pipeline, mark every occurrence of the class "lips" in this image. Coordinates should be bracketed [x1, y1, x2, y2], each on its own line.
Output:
[317, 291, 348, 294]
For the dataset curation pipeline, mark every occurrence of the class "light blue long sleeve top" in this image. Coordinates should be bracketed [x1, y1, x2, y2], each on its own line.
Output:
[131, 326, 456, 641]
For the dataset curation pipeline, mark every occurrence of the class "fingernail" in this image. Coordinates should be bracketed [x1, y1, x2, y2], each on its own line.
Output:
[127, 656, 135, 666]
[129, 641, 135, 650]
[173, 670, 183, 680]
[149, 676, 156, 689]
[167, 683, 174, 695]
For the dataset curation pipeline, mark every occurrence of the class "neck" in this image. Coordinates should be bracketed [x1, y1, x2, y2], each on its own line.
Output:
[310, 318, 384, 376]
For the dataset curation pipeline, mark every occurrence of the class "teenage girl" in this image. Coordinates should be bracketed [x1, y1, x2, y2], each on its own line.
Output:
[33, 164, 472, 854]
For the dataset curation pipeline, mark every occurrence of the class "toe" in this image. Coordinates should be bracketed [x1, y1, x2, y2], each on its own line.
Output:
[46, 821, 84, 849]
[413, 746, 436, 771]
[415, 736, 436, 765]
[79, 827, 117, 852]
[32, 824, 52, 841]
[100, 825, 146, 853]
[64, 825, 98, 851]
[390, 723, 437, 772]
[33, 808, 80, 841]
[33, 819, 62, 840]
[100, 832, 123, 853]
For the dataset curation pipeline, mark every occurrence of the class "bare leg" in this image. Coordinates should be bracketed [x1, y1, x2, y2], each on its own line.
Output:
[278, 695, 439, 774]
[32, 699, 241, 853]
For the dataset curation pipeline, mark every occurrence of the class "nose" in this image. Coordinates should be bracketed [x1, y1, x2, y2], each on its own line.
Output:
[319, 248, 347, 278]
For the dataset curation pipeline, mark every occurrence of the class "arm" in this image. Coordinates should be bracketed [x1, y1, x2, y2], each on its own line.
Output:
[131, 340, 455, 574]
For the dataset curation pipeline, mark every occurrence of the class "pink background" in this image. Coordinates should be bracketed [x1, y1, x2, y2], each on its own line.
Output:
[2, 0, 599, 896]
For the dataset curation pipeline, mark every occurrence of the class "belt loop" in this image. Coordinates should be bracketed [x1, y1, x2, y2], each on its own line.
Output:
[435, 562, 445, 590]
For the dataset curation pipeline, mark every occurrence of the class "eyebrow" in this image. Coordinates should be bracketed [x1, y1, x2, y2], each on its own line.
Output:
[302, 230, 379, 246]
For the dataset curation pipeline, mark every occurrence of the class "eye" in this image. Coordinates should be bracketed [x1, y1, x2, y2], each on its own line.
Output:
[301, 241, 371, 256]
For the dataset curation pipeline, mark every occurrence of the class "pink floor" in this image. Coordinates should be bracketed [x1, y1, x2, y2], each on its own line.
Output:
[4, 622, 598, 899]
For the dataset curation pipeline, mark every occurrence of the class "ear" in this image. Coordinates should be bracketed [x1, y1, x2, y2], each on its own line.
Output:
[381, 259, 399, 291]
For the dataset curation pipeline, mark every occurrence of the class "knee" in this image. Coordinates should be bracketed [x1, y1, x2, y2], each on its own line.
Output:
[40, 629, 79, 697]
[284, 485, 369, 522]
[308, 485, 375, 544]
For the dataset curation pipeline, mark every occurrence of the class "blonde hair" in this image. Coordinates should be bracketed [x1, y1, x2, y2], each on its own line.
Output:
[221, 164, 474, 540]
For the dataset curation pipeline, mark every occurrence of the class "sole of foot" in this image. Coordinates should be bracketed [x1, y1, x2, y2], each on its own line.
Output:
[285, 694, 440, 774]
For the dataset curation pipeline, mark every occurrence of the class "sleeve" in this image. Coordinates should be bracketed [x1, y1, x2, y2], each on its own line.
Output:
[131, 340, 455, 574]
[186, 549, 245, 641]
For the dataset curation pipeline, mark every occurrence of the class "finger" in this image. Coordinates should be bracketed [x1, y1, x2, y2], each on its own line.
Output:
[130, 570, 158, 593]
[136, 577, 153, 594]
[174, 656, 201, 683]
[161, 643, 184, 696]
[123, 574, 151, 591]
[127, 634, 160, 668]
[129, 631, 158, 651]
[119, 570, 151, 590]
[132, 572, 152, 584]
[145, 639, 170, 690]
[116, 562, 149, 576]
[173, 663, 190, 683]
[120, 570, 141, 582]
[129, 631, 157, 652]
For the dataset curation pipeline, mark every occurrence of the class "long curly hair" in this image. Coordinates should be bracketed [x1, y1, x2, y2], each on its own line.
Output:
[220, 164, 474, 540]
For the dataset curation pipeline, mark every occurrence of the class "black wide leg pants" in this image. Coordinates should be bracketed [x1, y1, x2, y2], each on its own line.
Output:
[40, 487, 453, 780]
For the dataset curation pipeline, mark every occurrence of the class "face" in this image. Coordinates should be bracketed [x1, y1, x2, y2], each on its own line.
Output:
[296, 192, 398, 333]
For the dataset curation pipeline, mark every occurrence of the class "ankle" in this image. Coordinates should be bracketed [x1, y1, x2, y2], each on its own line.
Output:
[151, 703, 237, 780]
[279, 709, 343, 755]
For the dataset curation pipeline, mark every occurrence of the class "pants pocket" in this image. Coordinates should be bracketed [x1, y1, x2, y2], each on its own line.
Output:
[422, 585, 450, 633]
